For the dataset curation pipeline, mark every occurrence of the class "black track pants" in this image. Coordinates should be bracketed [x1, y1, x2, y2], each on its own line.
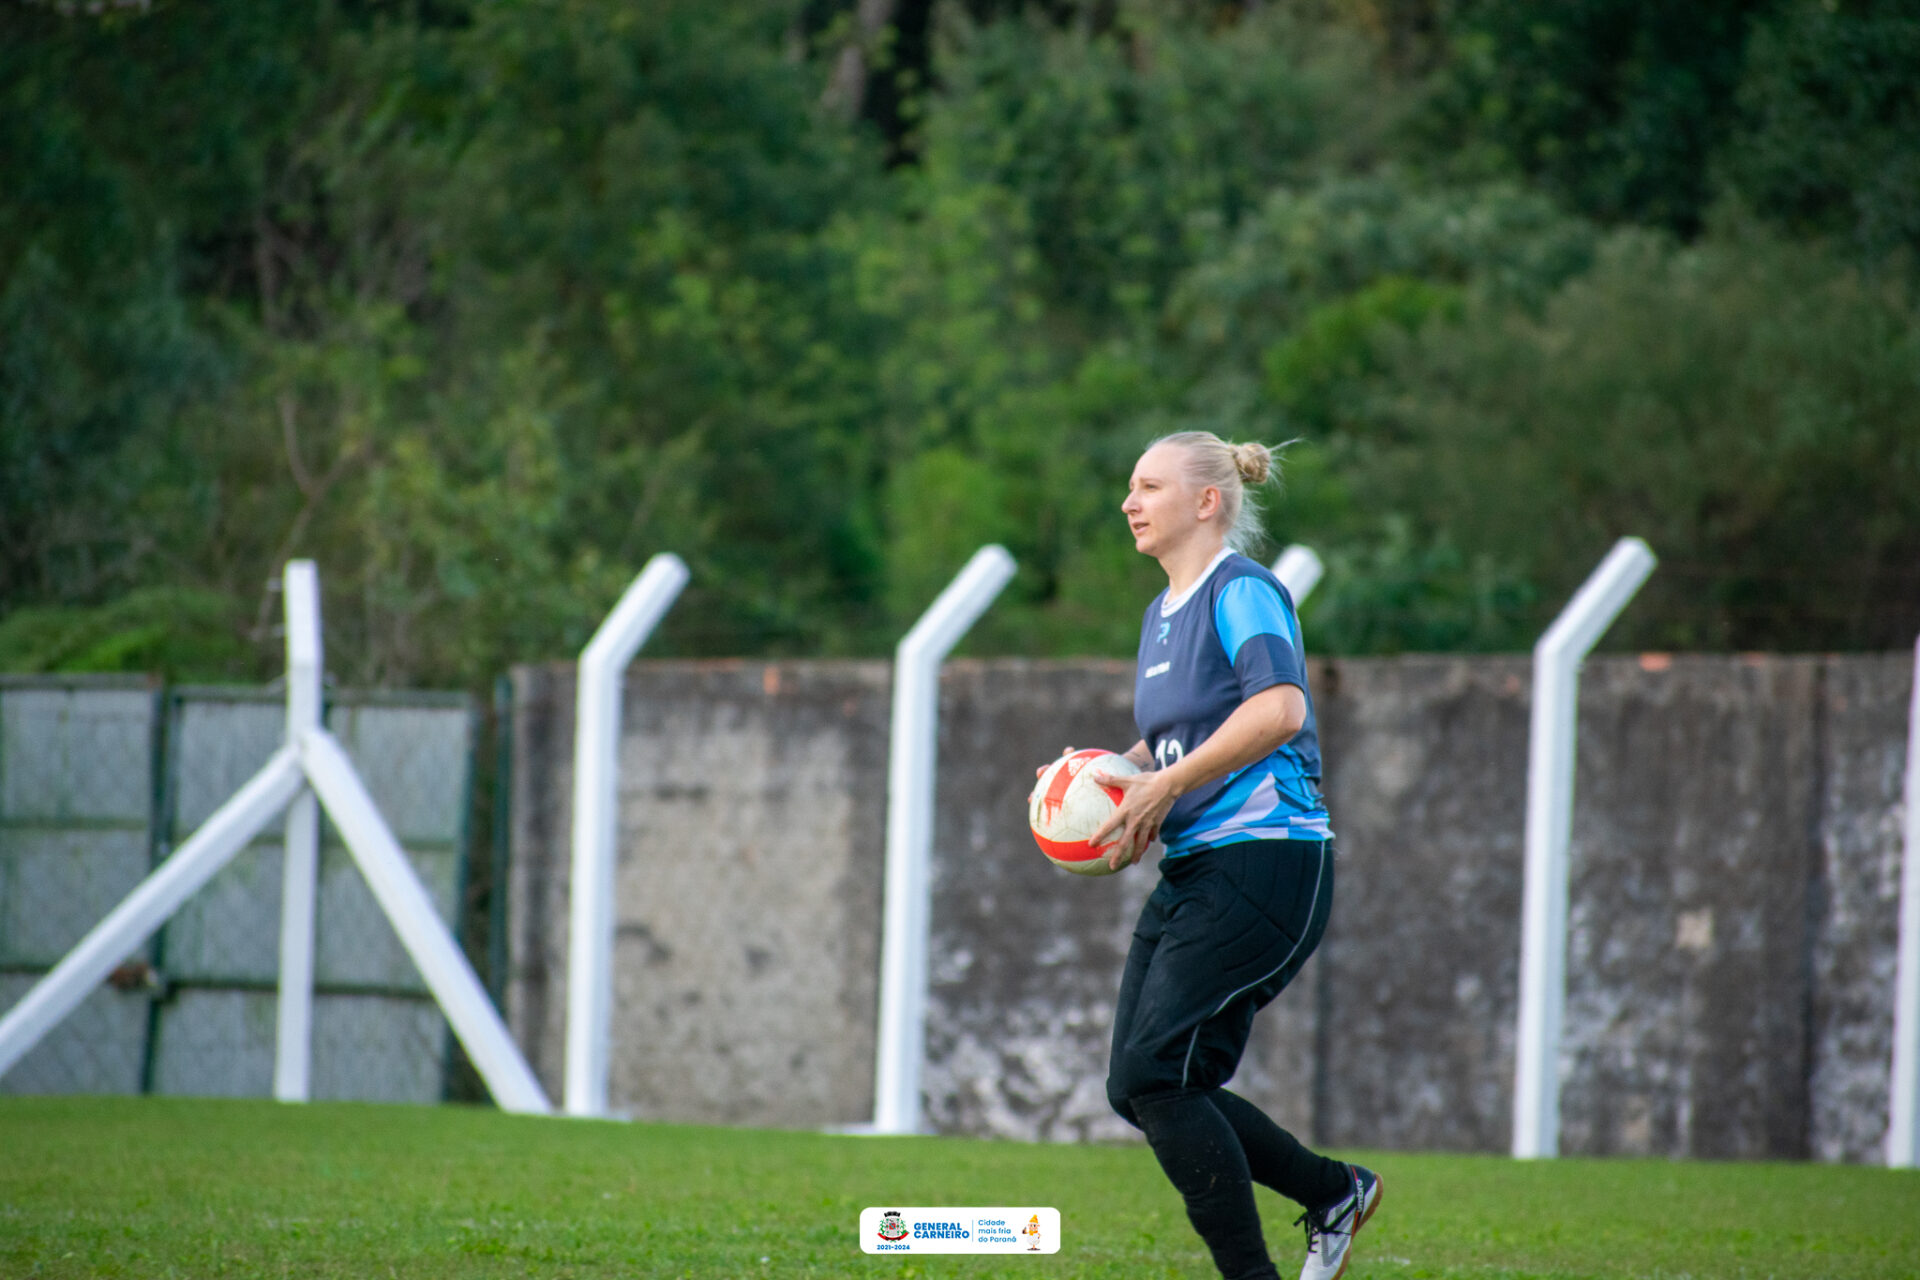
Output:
[1107, 840, 1349, 1278]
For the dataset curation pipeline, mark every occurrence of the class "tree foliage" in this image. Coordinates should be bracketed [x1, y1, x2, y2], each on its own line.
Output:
[2, 0, 1915, 685]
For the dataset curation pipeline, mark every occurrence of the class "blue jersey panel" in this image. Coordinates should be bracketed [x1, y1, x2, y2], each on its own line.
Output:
[1133, 554, 1332, 853]
[1215, 575, 1301, 666]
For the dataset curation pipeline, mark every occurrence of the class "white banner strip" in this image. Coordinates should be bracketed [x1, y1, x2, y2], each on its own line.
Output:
[859, 1207, 1060, 1255]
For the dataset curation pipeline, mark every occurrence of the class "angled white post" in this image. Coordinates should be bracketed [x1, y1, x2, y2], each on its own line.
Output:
[0, 748, 306, 1079]
[1271, 544, 1324, 604]
[1888, 636, 1920, 1168]
[1512, 537, 1656, 1159]
[301, 729, 548, 1113]
[872, 544, 1018, 1135]
[275, 560, 323, 1102]
[564, 553, 691, 1118]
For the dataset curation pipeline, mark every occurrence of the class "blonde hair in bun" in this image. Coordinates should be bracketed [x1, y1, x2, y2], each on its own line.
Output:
[1149, 430, 1284, 554]
[1230, 441, 1273, 486]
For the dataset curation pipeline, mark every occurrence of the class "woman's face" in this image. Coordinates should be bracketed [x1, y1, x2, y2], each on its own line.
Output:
[1122, 443, 1215, 558]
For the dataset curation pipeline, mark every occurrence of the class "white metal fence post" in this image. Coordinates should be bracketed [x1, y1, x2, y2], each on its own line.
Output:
[563, 553, 691, 1118]
[1511, 536, 1656, 1159]
[872, 545, 1018, 1135]
[1887, 636, 1920, 1167]
[1271, 544, 1324, 604]
[274, 560, 323, 1103]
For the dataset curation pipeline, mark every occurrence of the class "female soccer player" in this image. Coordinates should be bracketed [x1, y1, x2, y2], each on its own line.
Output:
[1069, 431, 1380, 1280]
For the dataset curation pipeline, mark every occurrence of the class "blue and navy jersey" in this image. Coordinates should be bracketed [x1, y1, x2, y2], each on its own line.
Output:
[1134, 550, 1333, 854]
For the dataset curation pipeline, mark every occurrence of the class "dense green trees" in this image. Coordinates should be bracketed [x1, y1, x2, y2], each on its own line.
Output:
[2, 0, 1915, 685]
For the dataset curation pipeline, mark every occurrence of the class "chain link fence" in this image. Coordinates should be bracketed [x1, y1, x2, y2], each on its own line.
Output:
[0, 675, 484, 1103]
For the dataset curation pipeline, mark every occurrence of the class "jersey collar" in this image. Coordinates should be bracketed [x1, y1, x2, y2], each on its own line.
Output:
[1159, 546, 1235, 618]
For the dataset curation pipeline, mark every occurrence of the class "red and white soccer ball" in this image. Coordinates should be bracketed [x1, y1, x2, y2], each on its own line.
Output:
[1028, 748, 1141, 875]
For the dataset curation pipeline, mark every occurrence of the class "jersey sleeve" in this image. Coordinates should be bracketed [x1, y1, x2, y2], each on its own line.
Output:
[1213, 575, 1306, 698]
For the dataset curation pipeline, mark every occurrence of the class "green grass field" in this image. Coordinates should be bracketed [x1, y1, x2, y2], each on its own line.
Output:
[3, 1097, 1916, 1279]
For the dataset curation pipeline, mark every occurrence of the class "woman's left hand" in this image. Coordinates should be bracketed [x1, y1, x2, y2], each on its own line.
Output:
[1088, 768, 1181, 872]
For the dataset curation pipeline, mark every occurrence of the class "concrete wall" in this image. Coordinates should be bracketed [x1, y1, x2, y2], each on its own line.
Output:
[507, 661, 892, 1128]
[506, 654, 1912, 1160]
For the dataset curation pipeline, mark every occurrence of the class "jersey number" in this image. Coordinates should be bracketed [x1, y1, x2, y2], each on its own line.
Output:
[1155, 739, 1185, 769]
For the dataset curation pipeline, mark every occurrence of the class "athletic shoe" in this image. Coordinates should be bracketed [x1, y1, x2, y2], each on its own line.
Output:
[1294, 1163, 1382, 1280]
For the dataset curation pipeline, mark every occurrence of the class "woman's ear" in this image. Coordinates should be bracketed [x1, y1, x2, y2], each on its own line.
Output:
[1195, 485, 1222, 522]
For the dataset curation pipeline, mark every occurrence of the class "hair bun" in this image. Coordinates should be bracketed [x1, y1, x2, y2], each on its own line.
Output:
[1230, 442, 1272, 485]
